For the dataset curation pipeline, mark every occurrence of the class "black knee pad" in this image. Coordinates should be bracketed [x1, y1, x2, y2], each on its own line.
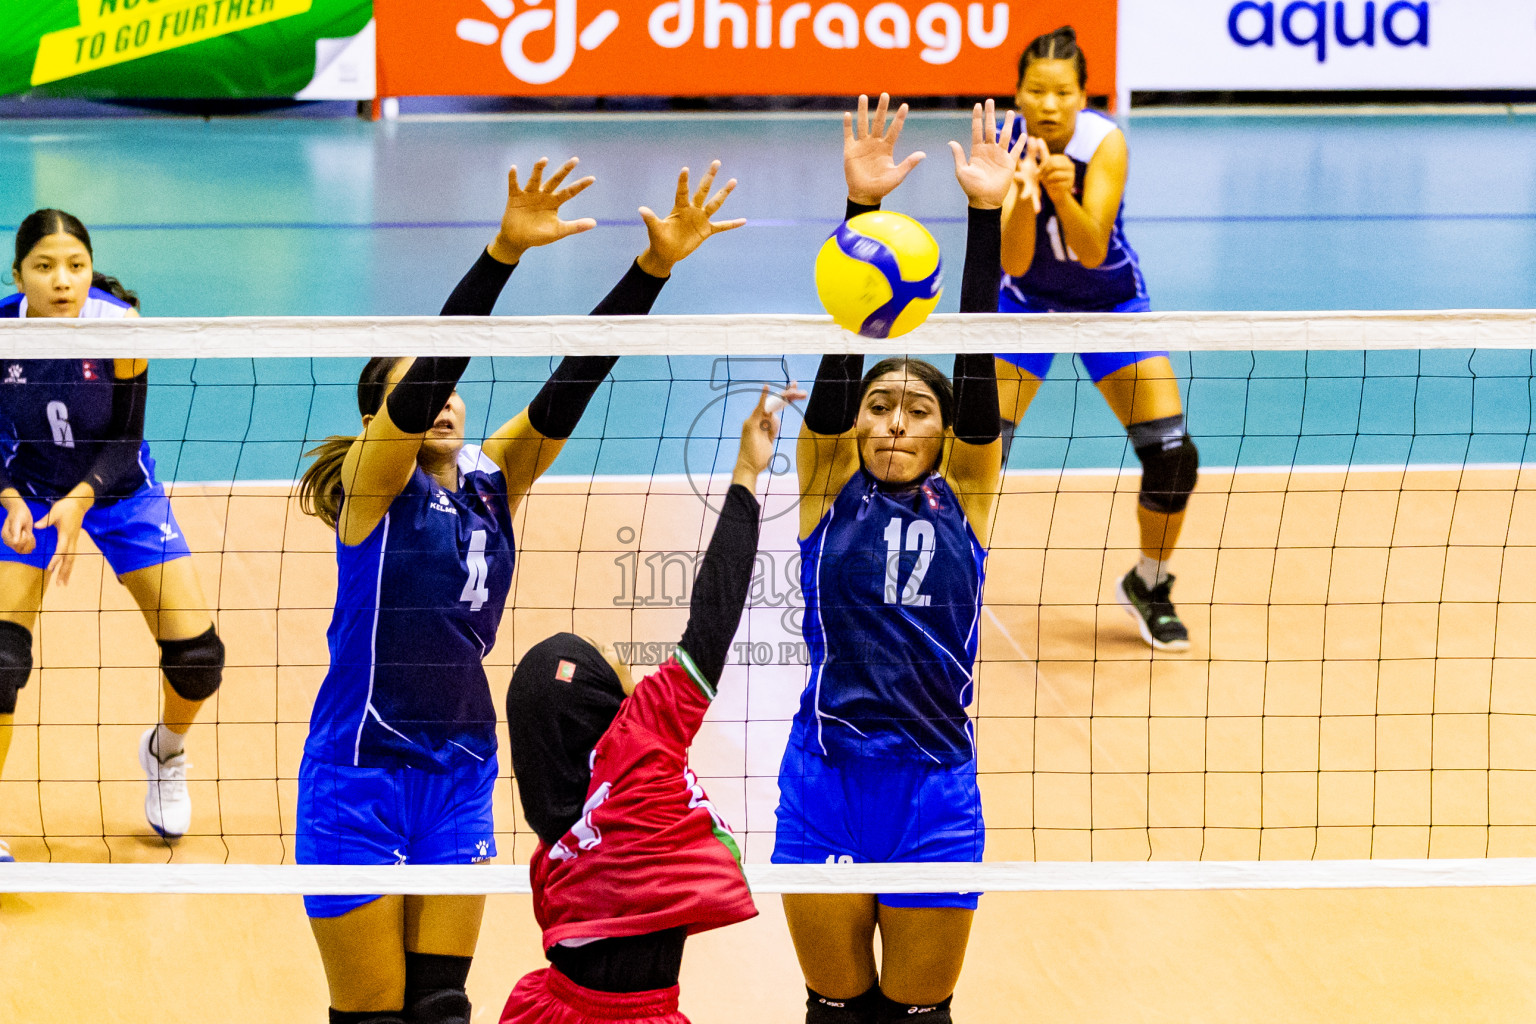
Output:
[1132, 418, 1199, 515]
[875, 992, 953, 1024]
[0, 620, 33, 715]
[404, 952, 471, 1024]
[158, 626, 224, 702]
[807, 986, 883, 1024]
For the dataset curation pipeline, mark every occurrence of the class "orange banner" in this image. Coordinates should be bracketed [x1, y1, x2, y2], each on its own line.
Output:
[376, 0, 1115, 100]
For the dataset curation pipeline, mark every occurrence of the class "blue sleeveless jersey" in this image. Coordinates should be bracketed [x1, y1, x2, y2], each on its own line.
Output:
[305, 444, 515, 771]
[0, 358, 152, 500]
[1001, 109, 1148, 313]
[0, 290, 150, 498]
[795, 469, 986, 765]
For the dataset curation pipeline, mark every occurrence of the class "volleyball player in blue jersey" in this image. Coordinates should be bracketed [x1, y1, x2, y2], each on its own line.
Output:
[773, 95, 1011, 1024]
[0, 210, 225, 862]
[997, 27, 1199, 652]
[294, 156, 741, 1024]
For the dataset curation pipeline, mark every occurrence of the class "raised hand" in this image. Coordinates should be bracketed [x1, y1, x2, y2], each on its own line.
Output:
[734, 382, 807, 488]
[488, 156, 598, 264]
[844, 93, 926, 206]
[1014, 136, 1049, 215]
[637, 160, 745, 277]
[948, 100, 1026, 211]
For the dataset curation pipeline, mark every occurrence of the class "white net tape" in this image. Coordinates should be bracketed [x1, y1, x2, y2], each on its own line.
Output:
[11, 860, 1536, 895]
[6, 310, 1536, 356]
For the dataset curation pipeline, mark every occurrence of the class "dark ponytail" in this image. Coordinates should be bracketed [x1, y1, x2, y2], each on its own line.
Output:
[296, 357, 404, 530]
[13, 208, 137, 308]
[1018, 25, 1087, 88]
[91, 272, 139, 309]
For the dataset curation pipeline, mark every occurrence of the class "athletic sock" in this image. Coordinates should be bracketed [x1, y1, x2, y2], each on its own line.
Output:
[151, 722, 186, 761]
[1134, 554, 1170, 590]
[875, 992, 953, 1023]
[328, 1009, 406, 1024]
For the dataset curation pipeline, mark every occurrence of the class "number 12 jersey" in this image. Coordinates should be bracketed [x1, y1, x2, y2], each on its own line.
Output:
[306, 444, 515, 771]
[795, 469, 986, 766]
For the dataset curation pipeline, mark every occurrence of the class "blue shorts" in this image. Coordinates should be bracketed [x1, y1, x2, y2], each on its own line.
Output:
[0, 482, 192, 575]
[998, 290, 1163, 384]
[296, 753, 499, 918]
[772, 742, 984, 910]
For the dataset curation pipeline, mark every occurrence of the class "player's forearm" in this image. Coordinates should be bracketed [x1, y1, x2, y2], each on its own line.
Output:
[385, 357, 472, 434]
[677, 484, 761, 688]
[526, 356, 619, 440]
[590, 260, 668, 315]
[952, 354, 1000, 445]
[959, 206, 1003, 314]
[440, 248, 517, 316]
[83, 368, 147, 499]
[1053, 197, 1110, 268]
[845, 198, 880, 220]
[804, 355, 863, 436]
[1000, 204, 1037, 278]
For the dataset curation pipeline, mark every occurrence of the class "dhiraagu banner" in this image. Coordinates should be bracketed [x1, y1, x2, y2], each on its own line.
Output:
[1, 0, 374, 99]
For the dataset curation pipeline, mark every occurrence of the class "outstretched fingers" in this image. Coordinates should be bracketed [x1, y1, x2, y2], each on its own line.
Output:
[856, 93, 870, 138]
[871, 92, 891, 138]
[542, 156, 581, 193]
[552, 175, 597, 204]
[884, 100, 910, 145]
[948, 139, 968, 174]
[693, 160, 721, 207]
[703, 176, 737, 215]
[673, 167, 692, 211]
[525, 156, 549, 192]
[558, 216, 598, 238]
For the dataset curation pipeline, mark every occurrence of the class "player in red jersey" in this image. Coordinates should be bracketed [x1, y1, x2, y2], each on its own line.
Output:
[501, 381, 803, 1023]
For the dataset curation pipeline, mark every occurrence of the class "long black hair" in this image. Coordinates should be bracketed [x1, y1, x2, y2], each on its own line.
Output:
[1018, 25, 1087, 89]
[12, 208, 139, 309]
[297, 357, 406, 530]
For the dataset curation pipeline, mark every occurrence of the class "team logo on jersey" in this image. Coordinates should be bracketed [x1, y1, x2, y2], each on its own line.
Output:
[4, 364, 24, 385]
[474, 840, 491, 861]
[429, 489, 459, 515]
[556, 659, 576, 682]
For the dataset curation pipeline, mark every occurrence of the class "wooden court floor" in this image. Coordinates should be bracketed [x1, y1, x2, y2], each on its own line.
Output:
[7, 466, 1536, 1021]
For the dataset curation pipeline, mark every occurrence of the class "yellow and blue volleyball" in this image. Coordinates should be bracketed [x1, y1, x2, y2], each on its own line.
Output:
[815, 211, 942, 339]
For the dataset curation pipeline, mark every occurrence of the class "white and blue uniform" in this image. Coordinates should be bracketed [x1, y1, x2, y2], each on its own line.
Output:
[1, 286, 134, 322]
[0, 288, 191, 574]
[297, 443, 514, 917]
[773, 469, 986, 909]
[999, 109, 1165, 383]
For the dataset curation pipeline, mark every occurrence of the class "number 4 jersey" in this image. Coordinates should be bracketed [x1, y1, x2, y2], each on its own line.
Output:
[306, 443, 514, 771]
[795, 468, 986, 766]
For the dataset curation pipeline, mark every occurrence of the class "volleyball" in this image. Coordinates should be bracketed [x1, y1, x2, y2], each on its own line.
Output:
[814, 211, 942, 339]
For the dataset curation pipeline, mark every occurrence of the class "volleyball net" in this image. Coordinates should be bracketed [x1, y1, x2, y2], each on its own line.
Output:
[6, 309, 1536, 895]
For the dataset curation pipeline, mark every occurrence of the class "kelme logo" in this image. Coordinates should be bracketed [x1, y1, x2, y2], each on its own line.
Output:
[1228, 1, 1428, 63]
[455, 0, 620, 85]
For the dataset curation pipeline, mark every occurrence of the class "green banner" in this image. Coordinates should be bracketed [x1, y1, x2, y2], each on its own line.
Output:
[1, 0, 371, 99]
